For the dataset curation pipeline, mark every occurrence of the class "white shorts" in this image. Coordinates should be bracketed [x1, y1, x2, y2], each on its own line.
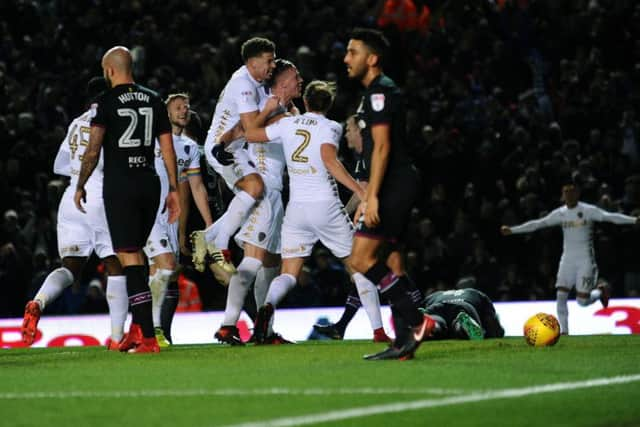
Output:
[280, 199, 354, 259]
[57, 187, 115, 259]
[556, 254, 598, 293]
[204, 139, 257, 191]
[235, 189, 283, 254]
[144, 217, 178, 260]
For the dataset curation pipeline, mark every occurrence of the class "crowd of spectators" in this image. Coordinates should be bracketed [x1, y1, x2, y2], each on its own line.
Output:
[2, 0, 640, 317]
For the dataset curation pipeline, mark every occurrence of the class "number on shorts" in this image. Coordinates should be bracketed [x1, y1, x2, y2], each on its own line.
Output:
[117, 107, 154, 147]
[291, 129, 310, 163]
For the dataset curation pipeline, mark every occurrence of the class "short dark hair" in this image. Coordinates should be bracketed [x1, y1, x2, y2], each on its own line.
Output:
[241, 37, 276, 62]
[86, 76, 107, 103]
[265, 59, 296, 89]
[304, 80, 336, 113]
[349, 28, 390, 67]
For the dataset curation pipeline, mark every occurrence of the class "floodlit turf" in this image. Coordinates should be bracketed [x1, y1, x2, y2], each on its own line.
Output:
[1, 336, 639, 427]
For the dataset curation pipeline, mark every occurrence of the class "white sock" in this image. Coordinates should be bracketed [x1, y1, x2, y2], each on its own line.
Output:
[255, 265, 280, 334]
[265, 273, 296, 308]
[556, 290, 569, 334]
[34, 267, 74, 310]
[353, 272, 383, 330]
[106, 275, 128, 342]
[149, 269, 173, 327]
[214, 191, 256, 250]
[222, 257, 262, 325]
[205, 214, 224, 243]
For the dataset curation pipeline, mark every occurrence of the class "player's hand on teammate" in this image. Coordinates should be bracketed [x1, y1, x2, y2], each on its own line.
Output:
[500, 225, 512, 236]
[211, 144, 234, 166]
[264, 95, 281, 114]
[166, 191, 181, 224]
[363, 196, 380, 228]
[74, 187, 87, 213]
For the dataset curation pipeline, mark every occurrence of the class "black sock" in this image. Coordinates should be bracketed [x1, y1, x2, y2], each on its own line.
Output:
[335, 287, 361, 332]
[404, 275, 424, 305]
[364, 262, 423, 327]
[124, 265, 154, 338]
[161, 278, 179, 343]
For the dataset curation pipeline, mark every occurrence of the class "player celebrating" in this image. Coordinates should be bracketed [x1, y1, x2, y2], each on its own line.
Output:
[215, 59, 302, 345]
[75, 46, 180, 353]
[145, 93, 213, 347]
[501, 181, 639, 334]
[192, 37, 279, 278]
[344, 28, 431, 360]
[21, 77, 128, 350]
[245, 80, 374, 344]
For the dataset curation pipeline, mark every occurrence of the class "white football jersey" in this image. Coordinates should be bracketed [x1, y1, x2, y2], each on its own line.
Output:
[55, 107, 104, 195]
[247, 97, 286, 192]
[205, 65, 268, 153]
[265, 112, 343, 203]
[510, 201, 636, 256]
[154, 133, 201, 221]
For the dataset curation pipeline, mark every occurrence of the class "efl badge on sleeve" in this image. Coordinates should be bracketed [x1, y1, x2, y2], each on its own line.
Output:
[371, 93, 385, 112]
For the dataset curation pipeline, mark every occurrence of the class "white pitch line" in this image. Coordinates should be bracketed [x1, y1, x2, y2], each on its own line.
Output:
[0, 387, 463, 400]
[219, 374, 640, 427]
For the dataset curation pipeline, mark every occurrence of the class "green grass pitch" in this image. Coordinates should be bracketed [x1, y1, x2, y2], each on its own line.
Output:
[1, 336, 639, 427]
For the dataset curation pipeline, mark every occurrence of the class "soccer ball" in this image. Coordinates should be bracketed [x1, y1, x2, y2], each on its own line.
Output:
[523, 313, 560, 347]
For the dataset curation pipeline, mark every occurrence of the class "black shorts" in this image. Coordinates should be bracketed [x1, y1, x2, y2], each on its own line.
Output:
[103, 174, 160, 252]
[355, 165, 420, 242]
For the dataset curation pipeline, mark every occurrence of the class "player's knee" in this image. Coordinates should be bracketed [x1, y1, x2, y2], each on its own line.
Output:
[240, 174, 264, 199]
[102, 256, 123, 276]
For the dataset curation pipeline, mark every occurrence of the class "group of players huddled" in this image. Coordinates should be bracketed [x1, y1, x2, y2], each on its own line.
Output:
[24, 28, 566, 360]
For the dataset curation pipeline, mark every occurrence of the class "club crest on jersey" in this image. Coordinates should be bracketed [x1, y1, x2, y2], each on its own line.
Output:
[371, 93, 385, 112]
[184, 145, 191, 155]
[578, 212, 583, 218]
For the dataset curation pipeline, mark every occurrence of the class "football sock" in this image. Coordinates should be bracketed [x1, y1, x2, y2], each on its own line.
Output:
[222, 257, 262, 325]
[124, 265, 154, 338]
[335, 290, 361, 333]
[214, 191, 256, 250]
[204, 214, 224, 243]
[149, 269, 173, 327]
[160, 279, 179, 342]
[404, 275, 424, 305]
[264, 273, 296, 307]
[105, 275, 128, 342]
[364, 262, 423, 327]
[353, 272, 384, 330]
[34, 267, 74, 310]
[556, 290, 569, 334]
[255, 265, 280, 335]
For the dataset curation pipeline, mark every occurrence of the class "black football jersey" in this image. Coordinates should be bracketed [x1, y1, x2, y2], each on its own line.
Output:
[92, 83, 171, 179]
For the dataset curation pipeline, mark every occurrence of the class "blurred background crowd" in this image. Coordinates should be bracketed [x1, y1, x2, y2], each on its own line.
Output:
[2, 0, 640, 318]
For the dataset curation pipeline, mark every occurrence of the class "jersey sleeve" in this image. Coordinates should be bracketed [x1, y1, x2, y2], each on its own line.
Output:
[587, 205, 636, 224]
[183, 142, 202, 181]
[233, 79, 259, 114]
[322, 121, 343, 148]
[91, 93, 108, 128]
[367, 88, 393, 126]
[265, 119, 284, 141]
[53, 134, 72, 176]
[510, 208, 563, 234]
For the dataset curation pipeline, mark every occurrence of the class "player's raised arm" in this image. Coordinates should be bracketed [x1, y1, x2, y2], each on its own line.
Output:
[587, 204, 639, 225]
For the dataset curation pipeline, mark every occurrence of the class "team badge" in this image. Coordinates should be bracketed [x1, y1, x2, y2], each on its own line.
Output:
[184, 145, 191, 155]
[577, 212, 583, 218]
[258, 232, 266, 242]
[371, 93, 385, 112]
[160, 239, 168, 247]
